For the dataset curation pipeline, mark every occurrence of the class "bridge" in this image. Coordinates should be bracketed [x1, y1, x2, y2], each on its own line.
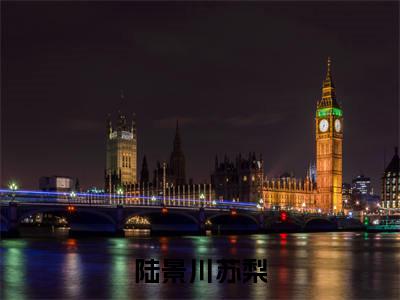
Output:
[0, 189, 362, 236]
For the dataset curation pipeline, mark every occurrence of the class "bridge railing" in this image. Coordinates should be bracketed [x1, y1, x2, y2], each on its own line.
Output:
[0, 190, 259, 211]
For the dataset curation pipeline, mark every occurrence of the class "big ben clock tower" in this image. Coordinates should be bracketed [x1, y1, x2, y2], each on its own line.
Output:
[316, 57, 343, 213]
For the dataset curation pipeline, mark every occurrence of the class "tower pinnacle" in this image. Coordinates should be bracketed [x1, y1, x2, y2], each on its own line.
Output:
[169, 120, 186, 185]
[173, 120, 182, 153]
[319, 57, 339, 108]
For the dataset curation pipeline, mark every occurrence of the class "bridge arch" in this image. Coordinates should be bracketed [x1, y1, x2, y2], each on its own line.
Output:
[207, 212, 260, 226]
[264, 214, 303, 232]
[18, 207, 117, 226]
[206, 211, 260, 233]
[123, 210, 199, 226]
[303, 218, 336, 231]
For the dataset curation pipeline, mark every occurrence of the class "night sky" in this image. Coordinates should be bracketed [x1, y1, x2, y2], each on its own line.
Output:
[2, 2, 399, 192]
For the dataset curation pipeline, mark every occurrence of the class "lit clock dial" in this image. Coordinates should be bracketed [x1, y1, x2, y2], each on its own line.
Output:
[334, 119, 341, 132]
[319, 119, 329, 132]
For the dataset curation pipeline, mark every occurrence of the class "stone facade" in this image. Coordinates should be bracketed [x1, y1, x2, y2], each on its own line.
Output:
[211, 153, 264, 202]
[105, 108, 137, 193]
[381, 147, 400, 209]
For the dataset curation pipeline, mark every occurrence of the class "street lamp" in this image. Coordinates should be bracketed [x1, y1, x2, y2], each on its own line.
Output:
[8, 182, 19, 202]
[200, 193, 205, 206]
[117, 188, 124, 205]
[258, 199, 264, 211]
[70, 191, 76, 204]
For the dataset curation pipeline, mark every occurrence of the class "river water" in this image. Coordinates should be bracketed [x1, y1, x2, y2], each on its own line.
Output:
[1, 232, 399, 299]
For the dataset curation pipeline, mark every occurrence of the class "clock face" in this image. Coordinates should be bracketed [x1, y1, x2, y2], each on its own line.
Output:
[319, 119, 329, 132]
[334, 119, 341, 132]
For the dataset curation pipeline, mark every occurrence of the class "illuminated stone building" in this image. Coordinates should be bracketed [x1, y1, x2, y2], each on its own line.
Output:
[211, 153, 264, 202]
[381, 147, 400, 209]
[262, 58, 343, 213]
[264, 173, 317, 210]
[315, 57, 343, 212]
[104, 106, 137, 193]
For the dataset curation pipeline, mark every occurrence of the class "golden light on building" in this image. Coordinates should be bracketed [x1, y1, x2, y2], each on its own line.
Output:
[315, 57, 343, 213]
[263, 58, 343, 213]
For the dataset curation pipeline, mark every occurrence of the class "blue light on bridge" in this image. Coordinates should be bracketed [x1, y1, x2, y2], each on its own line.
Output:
[0, 189, 259, 209]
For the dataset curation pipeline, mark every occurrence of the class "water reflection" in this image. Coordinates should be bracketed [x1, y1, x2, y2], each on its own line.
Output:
[1, 240, 27, 300]
[1, 232, 400, 299]
[62, 240, 82, 298]
[109, 239, 129, 299]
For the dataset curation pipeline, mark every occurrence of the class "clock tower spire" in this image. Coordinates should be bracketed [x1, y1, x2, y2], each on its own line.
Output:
[315, 57, 343, 213]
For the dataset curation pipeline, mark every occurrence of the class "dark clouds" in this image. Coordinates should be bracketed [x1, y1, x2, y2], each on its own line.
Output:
[2, 2, 398, 192]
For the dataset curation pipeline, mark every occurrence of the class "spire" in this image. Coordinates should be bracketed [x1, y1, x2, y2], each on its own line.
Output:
[384, 146, 399, 173]
[170, 120, 186, 185]
[117, 89, 125, 116]
[131, 112, 136, 134]
[106, 113, 112, 135]
[173, 120, 182, 152]
[319, 57, 339, 108]
[140, 155, 149, 184]
[325, 57, 334, 86]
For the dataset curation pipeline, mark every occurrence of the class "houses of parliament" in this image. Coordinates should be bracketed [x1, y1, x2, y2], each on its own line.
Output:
[104, 58, 343, 213]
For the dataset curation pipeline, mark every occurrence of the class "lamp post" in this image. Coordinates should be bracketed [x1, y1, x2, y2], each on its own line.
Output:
[8, 182, 19, 202]
[199, 193, 205, 207]
[259, 199, 264, 211]
[70, 191, 76, 204]
[151, 195, 157, 206]
[117, 188, 124, 205]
